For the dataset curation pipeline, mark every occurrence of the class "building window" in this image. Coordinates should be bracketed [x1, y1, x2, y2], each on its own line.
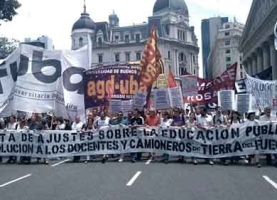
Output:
[226, 63, 231, 68]
[194, 69, 196, 75]
[240, 72, 244, 78]
[193, 55, 196, 64]
[98, 37, 103, 46]
[226, 57, 231, 62]
[179, 52, 184, 61]
[178, 30, 186, 41]
[240, 64, 243, 69]
[225, 32, 230, 36]
[168, 51, 171, 59]
[98, 54, 103, 63]
[225, 49, 230, 54]
[135, 34, 140, 43]
[125, 35, 130, 43]
[225, 40, 230, 46]
[114, 35, 119, 43]
[125, 52, 130, 61]
[115, 53, 120, 62]
[225, 24, 230, 29]
[79, 37, 83, 47]
[136, 52, 141, 61]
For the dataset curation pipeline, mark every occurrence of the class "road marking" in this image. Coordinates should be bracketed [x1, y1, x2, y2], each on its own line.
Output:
[51, 159, 70, 167]
[145, 159, 152, 165]
[263, 175, 277, 190]
[126, 171, 141, 186]
[0, 174, 32, 188]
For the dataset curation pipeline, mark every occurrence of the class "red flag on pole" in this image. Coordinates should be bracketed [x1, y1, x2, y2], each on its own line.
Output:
[167, 68, 177, 88]
[139, 26, 162, 90]
[138, 26, 162, 108]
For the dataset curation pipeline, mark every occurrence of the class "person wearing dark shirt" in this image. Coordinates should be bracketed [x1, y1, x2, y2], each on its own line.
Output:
[130, 109, 145, 162]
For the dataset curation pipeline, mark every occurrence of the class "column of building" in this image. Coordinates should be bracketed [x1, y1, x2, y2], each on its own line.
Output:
[269, 36, 277, 80]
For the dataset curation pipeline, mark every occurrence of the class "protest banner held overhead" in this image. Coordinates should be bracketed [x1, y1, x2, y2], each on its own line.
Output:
[84, 65, 141, 109]
[183, 63, 237, 105]
[0, 44, 91, 120]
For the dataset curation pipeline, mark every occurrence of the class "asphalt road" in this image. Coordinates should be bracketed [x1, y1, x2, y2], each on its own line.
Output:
[0, 156, 277, 200]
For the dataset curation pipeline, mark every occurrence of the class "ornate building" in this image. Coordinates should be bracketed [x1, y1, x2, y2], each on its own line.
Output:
[71, 0, 199, 79]
[239, 0, 277, 80]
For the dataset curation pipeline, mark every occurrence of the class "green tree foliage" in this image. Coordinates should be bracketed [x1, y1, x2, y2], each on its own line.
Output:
[0, 0, 21, 24]
[0, 37, 19, 59]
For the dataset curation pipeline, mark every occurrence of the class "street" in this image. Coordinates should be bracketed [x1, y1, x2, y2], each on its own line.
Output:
[1, 157, 277, 200]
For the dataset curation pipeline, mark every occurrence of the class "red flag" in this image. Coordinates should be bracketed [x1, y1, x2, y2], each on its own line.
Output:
[139, 26, 162, 90]
[167, 68, 177, 88]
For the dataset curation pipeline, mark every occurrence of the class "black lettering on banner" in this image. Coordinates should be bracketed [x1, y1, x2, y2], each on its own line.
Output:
[113, 141, 119, 150]
[106, 130, 113, 139]
[80, 133, 85, 141]
[63, 67, 85, 94]
[99, 130, 105, 140]
[107, 141, 113, 150]
[186, 142, 192, 152]
[196, 131, 206, 141]
[172, 141, 178, 151]
[130, 139, 136, 149]
[60, 144, 66, 153]
[87, 132, 94, 141]
[201, 144, 208, 155]
[169, 129, 177, 139]
[63, 133, 69, 142]
[32, 50, 62, 84]
[233, 141, 243, 153]
[187, 131, 194, 140]
[52, 145, 59, 154]
[121, 140, 127, 150]
[246, 126, 252, 136]
[137, 139, 143, 149]
[261, 125, 268, 135]
[9, 61, 18, 82]
[162, 129, 168, 137]
[0, 68, 8, 94]
[36, 145, 43, 155]
[71, 132, 77, 142]
[38, 134, 44, 143]
[8, 133, 15, 142]
[206, 130, 213, 141]
[115, 129, 121, 139]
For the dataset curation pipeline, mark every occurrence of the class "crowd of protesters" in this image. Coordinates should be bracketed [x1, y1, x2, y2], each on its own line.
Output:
[0, 105, 277, 168]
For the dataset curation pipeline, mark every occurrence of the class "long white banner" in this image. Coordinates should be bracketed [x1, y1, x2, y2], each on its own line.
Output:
[0, 44, 90, 120]
[1, 122, 277, 158]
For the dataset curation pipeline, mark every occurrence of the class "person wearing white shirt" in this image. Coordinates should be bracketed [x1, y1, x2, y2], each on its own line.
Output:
[72, 116, 84, 162]
[55, 117, 66, 130]
[259, 107, 277, 166]
[196, 107, 214, 165]
[71, 116, 84, 132]
[160, 112, 173, 164]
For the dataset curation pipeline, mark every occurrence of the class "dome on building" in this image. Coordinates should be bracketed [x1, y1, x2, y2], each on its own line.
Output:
[72, 12, 95, 31]
[153, 0, 189, 15]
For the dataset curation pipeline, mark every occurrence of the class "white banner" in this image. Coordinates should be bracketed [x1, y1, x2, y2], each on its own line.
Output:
[153, 88, 171, 110]
[0, 44, 90, 120]
[1, 122, 277, 158]
[169, 86, 183, 108]
[245, 74, 277, 110]
[218, 90, 235, 111]
[181, 75, 198, 97]
[236, 94, 251, 114]
[132, 91, 146, 110]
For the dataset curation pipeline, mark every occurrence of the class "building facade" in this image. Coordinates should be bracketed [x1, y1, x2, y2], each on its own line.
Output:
[201, 17, 228, 78]
[71, 0, 199, 79]
[24, 36, 54, 50]
[208, 21, 244, 79]
[239, 0, 277, 80]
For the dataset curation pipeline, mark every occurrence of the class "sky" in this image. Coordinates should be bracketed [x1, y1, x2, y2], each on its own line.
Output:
[0, 0, 253, 76]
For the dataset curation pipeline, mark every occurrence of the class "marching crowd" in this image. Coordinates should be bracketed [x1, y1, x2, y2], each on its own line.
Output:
[0, 105, 277, 168]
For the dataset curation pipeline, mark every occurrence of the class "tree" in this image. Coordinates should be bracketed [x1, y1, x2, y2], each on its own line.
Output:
[0, 0, 21, 24]
[0, 37, 19, 59]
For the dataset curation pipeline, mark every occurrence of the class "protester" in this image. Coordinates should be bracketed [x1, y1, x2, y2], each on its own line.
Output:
[246, 111, 261, 168]
[55, 117, 66, 130]
[196, 107, 214, 165]
[172, 108, 186, 163]
[130, 109, 144, 162]
[160, 111, 173, 164]
[6, 116, 18, 164]
[185, 112, 198, 165]
[259, 107, 277, 166]
[83, 118, 95, 164]
[71, 116, 85, 163]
